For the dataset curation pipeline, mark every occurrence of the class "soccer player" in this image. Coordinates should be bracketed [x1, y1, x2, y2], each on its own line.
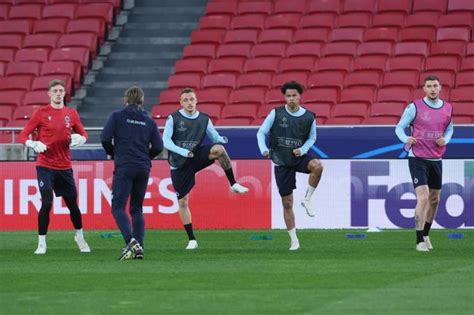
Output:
[101, 86, 163, 260]
[163, 87, 249, 250]
[395, 75, 453, 252]
[257, 80, 323, 251]
[18, 79, 90, 255]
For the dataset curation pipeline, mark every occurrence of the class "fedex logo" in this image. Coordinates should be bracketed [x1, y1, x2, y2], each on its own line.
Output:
[351, 161, 473, 228]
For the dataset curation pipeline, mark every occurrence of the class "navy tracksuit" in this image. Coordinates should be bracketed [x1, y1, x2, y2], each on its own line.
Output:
[101, 104, 163, 246]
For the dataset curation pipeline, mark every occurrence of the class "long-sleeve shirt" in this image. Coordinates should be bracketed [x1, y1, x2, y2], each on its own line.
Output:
[395, 97, 454, 159]
[163, 109, 227, 169]
[18, 104, 88, 170]
[101, 104, 163, 169]
[257, 105, 317, 156]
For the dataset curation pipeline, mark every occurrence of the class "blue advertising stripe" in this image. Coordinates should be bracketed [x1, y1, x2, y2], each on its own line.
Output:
[353, 138, 474, 159]
[311, 146, 329, 158]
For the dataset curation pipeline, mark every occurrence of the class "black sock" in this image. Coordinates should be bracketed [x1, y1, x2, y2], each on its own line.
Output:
[423, 222, 432, 236]
[416, 230, 424, 244]
[38, 190, 53, 235]
[225, 168, 236, 186]
[64, 194, 83, 230]
[184, 223, 196, 240]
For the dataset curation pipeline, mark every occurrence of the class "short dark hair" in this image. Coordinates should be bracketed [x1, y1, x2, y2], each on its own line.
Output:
[180, 87, 196, 95]
[281, 80, 304, 95]
[423, 75, 440, 84]
[48, 79, 66, 90]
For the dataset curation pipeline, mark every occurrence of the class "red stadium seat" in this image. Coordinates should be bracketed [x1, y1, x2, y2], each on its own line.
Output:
[387, 56, 423, 72]
[49, 47, 90, 74]
[352, 56, 387, 73]
[394, 42, 429, 57]
[447, 0, 474, 12]
[183, 44, 216, 60]
[202, 73, 237, 89]
[436, 27, 470, 42]
[304, 103, 331, 121]
[199, 15, 231, 30]
[0, 61, 6, 75]
[257, 105, 275, 119]
[272, 71, 307, 88]
[293, 28, 329, 44]
[196, 88, 230, 107]
[383, 70, 419, 88]
[32, 75, 73, 95]
[413, 87, 449, 100]
[168, 73, 201, 89]
[363, 27, 399, 43]
[217, 43, 252, 58]
[151, 104, 178, 120]
[455, 72, 474, 87]
[0, 90, 25, 108]
[413, 0, 448, 13]
[273, 0, 306, 14]
[438, 12, 472, 27]
[404, 12, 440, 28]
[206, 2, 237, 16]
[399, 27, 436, 43]
[17, 0, 48, 4]
[425, 56, 458, 73]
[377, 0, 411, 13]
[215, 118, 252, 126]
[362, 116, 400, 124]
[357, 42, 393, 57]
[8, 4, 42, 21]
[224, 30, 258, 44]
[308, 71, 345, 90]
[15, 48, 49, 62]
[197, 104, 221, 121]
[174, 58, 209, 75]
[340, 87, 375, 104]
[231, 14, 265, 31]
[299, 13, 335, 30]
[42, 3, 77, 19]
[0, 106, 13, 125]
[419, 71, 455, 88]
[333, 103, 369, 120]
[460, 56, 474, 71]
[41, 60, 79, 81]
[344, 70, 381, 88]
[82, 0, 121, 15]
[316, 56, 352, 72]
[0, 34, 24, 50]
[377, 87, 413, 103]
[335, 13, 371, 28]
[343, 0, 376, 13]
[58, 33, 98, 58]
[75, 3, 114, 26]
[66, 18, 106, 44]
[208, 58, 244, 74]
[221, 104, 257, 120]
[265, 13, 300, 30]
[252, 43, 287, 57]
[303, 88, 339, 104]
[237, 72, 272, 88]
[452, 102, 474, 118]
[325, 116, 364, 125]
[307, 0, 341, 14]
[244, 57, 280, 74]
[264, 89, 284, 105]
[278, 56, 315, 73]
[229, 88, 264, 106]
[0, 48, 17, 62]
[157, 89, 180, 106]
[33, 18, 68, 35]
[23, 33, 60, 49]
[322, 42, 357, 57]
[6, 61, 41, 76]
[286, 43, 321, 58]
[0, 75, 33, 91]
[372, 13, 406, 27]
[259, 29, 293, 44]
[0, 4, 9, 21]
[430, 42, 466, 57]
[467, 43, 474, 56]
[328, 28, 364, 43]
[0, 20, 32, 36]
[237, 2, 272, 15]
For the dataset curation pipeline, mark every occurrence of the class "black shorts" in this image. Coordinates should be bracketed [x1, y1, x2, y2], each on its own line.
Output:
[171, 145, 214, 199]
[274, 154, 318, 197]
[36, 166, 77, 197]
[408, 157, 443, 190]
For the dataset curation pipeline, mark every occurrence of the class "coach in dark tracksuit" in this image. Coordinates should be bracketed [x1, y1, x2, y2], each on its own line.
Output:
[101, 86, 163, 260]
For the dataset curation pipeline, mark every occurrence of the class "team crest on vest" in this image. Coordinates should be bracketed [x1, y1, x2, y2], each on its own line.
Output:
[48, 116, 51, 121]
[421, 111, 430, 122]
[177, 120, 187, 132]
[64, 115, 70, 128]
[279, 117, 289, 128]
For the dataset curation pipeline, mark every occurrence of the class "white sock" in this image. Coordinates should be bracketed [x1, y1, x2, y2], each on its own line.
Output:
[75, 229, 84, 238]
[38, 235, 46, 246]
[304, 185, 316, 200]
[288, 228, 298, 243]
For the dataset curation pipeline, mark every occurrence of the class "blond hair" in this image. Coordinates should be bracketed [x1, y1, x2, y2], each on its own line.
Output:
[125, 86, 144, 105]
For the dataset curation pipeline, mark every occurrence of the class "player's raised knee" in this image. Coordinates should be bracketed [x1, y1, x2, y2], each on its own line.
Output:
[211, 144, 226, 156]
[309, 159, 323, 174]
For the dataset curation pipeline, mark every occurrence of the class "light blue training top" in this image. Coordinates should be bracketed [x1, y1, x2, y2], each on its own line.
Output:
[163, 109, 227, 167]
[257, 105, 317, 156]
[395, 96, 454, 159]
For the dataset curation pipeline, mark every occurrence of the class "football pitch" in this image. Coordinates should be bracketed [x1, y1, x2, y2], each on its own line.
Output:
[0, 229, 472, 315]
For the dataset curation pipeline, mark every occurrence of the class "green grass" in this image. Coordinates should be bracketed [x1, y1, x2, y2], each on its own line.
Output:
[0, 229, 473, 315]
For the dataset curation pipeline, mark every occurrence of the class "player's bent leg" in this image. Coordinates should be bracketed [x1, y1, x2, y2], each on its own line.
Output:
[209, 144, 249, 193]
[301, 159, 323, 217]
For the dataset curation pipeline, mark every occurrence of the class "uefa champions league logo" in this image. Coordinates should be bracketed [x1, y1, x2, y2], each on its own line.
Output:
[279, 117, 289, 128]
